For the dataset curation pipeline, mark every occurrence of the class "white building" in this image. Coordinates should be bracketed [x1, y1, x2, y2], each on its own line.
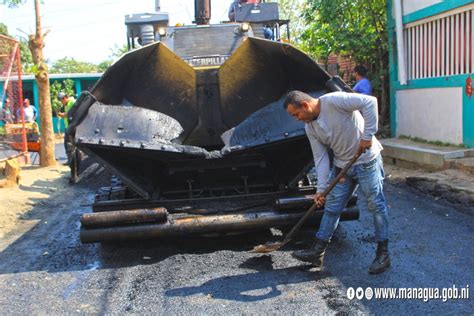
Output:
[388, 0, 474, 147]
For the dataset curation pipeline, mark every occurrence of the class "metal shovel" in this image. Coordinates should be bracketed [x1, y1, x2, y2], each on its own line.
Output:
[252, 150, 363, 253]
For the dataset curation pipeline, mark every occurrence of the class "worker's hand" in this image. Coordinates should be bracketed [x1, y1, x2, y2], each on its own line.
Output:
[314, 193, 326, 208]
[58, 112, 65, 118]
[358, 138, 372, 154]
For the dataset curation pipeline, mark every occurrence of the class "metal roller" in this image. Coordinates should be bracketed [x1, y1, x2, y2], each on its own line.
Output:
[275, 196, 315, 211]
[80, 207, 359, 243]
[80, 208, 168, 228]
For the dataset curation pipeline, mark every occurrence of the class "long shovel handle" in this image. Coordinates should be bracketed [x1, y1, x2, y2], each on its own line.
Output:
[321, 150, 364, 198]
[279, 150, 364, 247]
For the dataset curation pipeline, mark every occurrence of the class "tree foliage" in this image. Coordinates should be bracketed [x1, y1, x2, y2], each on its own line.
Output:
[49, 57, 99, 74]
[109, 43, 129, 59]
[0, 22, 34, 73]
[3, 0, 24, 7]
[45, 42, 129, 73]
[42, 42, 128, 74]
[301, 0, 387, 63]
[96, 43, 129, 72]
[277, 0, 307, 47]
[301, 0, 389, 124]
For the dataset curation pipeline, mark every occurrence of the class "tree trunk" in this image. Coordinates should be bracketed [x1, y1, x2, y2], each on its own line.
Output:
[28, 0, 56, 167]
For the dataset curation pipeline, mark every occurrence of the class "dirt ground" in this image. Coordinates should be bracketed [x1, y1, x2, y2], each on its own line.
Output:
[0, 163, 70, 239]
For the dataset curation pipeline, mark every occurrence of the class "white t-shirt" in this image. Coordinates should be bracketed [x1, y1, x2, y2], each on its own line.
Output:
[305, 92, 383, 193]
[24, 106, 36, 122]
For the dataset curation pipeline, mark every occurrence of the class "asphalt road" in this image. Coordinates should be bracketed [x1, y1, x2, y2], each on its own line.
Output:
[0, 178, 472, 314]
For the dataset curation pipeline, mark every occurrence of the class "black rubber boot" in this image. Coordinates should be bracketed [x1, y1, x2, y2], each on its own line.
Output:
[292, 238, 329, 268]
[369, 240, 390, 274]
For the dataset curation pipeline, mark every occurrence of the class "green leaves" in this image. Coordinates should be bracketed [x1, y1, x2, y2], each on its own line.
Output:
[0, 22, 34, 73]
[49, 57, 99, 74]
[29, 63, 40, 75]
[2, 0, 25, 8]
[302, 0, 388, 63]
[299, 0, 390, 123]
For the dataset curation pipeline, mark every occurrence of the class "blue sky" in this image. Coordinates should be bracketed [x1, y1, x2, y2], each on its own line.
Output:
[1, 0, 230, 64]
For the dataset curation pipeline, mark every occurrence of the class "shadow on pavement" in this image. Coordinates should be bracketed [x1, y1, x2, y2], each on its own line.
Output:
[165, 256, 321, 302]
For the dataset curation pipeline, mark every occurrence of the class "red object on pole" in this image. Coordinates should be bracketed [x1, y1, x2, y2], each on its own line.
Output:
[15, 46, 27, 159]
[466, 76, 473, 98]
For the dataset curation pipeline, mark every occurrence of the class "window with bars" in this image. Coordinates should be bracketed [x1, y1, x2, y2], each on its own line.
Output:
[403, 5, 474, 80]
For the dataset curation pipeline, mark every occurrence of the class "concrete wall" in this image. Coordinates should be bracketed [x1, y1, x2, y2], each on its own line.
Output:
[402, 0, 443, 15]
[396, 87, 463, 144]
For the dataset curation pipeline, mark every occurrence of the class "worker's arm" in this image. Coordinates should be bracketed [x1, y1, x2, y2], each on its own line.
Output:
[331, 92, 378, 153]
[32, 106, 38, 121]
[58, 102, 70, 118]
[306, 126, 330, 207]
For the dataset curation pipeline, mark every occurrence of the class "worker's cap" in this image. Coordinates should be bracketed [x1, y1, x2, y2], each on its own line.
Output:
[57, 92, 67, 100]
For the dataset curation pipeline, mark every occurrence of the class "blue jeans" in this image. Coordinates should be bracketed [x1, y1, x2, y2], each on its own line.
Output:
[316, 154, 389, 242]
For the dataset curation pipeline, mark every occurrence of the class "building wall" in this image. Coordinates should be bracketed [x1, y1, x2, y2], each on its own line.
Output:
[396, 87, 463, 144]
[388, 0, 474, 147]
[326, 53, 356, 83]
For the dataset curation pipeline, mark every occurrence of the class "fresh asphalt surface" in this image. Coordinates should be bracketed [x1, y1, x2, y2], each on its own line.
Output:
[0, 171, 472, 313]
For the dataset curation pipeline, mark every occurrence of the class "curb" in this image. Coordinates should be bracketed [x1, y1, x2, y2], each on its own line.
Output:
[406, 175, 474, 212]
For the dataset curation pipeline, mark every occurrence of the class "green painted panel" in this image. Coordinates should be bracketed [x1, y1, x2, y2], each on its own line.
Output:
[387, 0, 398, 137]
[74, 79, 82, 97]
[403, 0, 474, 24]
[393, 74, 471, 90]
[462, 78, 474, 147]
[32, 81, 40, 126]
